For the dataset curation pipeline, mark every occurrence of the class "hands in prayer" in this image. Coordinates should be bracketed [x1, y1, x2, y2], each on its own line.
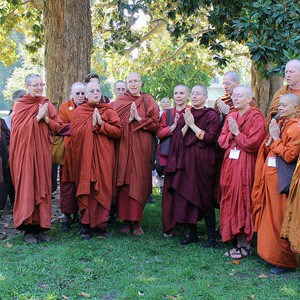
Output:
[183, 108, 195, 127]
[228, 117, 240, 136]
[269, 119, 280, 140]
[170, 113, 180, 133]
[217, 98, 230, 115]
[129, 102, 141, 123]
[36, 102, 49, 123]
[93, 108, 102, 126]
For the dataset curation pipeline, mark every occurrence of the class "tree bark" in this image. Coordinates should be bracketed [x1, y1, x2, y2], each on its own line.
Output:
[43, 0, 92, 106]
[250, 61, 283, 116]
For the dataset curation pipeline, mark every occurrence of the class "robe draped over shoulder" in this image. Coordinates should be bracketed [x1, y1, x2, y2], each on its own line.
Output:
[10, 94, 61, 229]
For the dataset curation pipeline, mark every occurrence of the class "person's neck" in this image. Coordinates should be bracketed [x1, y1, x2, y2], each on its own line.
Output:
[176, 103, 187, 111]
[238, 105, 250, 116]
[194, 104, 205, 110]
[290, 82, 300, 91]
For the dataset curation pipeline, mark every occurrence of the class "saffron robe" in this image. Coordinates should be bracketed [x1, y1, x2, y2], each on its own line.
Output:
[10, 94, 61, 229]
[281, 155, 300, 253]
[252, 118, 300, 268]
[162, 108, 220, 232]
[113, 91, 160, 221]
[218, 107, 266, 242]
[214, 95, 258, 205]
[70, 102, 121, 228]
[266, 85, 300, 125]
[59, 99, 78, 214]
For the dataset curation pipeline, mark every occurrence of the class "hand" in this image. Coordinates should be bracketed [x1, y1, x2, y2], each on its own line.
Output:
[269, 119, 280, 140]
[36, 103, 49, 122]
[183, 108, 194, 127]
[132, 102, 141, 122]
[96, 109, 102, 125]
[228, 117, 240, 136]
[129, 103, 135, 123]
[92, 108, 98, 126]
[170, 113, 179, 133]
[217, 98, 230, 115]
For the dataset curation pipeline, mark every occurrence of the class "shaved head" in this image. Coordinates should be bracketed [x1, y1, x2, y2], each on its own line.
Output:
[224, 71, 240, 82]
[233, 85, 253, 99]
[285, 59, 300, 89]
[174, 84, 189, 94]
[286, 59, 300, 71]
[280, 93, 300, 106]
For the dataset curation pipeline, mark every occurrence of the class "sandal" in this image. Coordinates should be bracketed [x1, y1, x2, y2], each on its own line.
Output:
[24, 233, 38, 244]
[133, 226, 144, 236]
[224, 247, 239, 257]
[228, 247, 252, 260]
[35, 232, 51, 242]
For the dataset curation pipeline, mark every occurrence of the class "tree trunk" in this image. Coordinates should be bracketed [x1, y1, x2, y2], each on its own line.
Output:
[250, 61, 283, 116]
[43, 0, 92, 106]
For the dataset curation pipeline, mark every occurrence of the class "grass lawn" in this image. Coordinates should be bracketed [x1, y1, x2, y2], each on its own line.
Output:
[0, 192, 299, 300]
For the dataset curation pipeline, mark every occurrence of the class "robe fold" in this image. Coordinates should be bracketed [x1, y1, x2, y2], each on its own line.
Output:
[281, 155, 300, 253]
[10, 94, 61, 229]
[218, 107, 266, 242]
[162, 108, 220, 232]
[113, 91, 160, 221]
[71, 102, 121, 228]
[59, 99, 78, 214]
[266, 85, 300, 125]
[252, 118, 300, 268]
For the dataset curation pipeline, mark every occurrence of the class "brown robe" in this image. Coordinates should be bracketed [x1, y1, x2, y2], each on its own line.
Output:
[266, 85, 300, 125]
[218, 107, 266, 242]
[10, 94, 61, 230]
[113, 91, 160, 221]
[252, 118, 300, 269]
[70, 102, 121, 228]
[281, 154, 300, 253]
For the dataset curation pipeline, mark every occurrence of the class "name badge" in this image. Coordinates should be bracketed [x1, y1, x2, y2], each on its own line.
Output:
[229, 147, 240, 160]
[267, 157, 276, 167]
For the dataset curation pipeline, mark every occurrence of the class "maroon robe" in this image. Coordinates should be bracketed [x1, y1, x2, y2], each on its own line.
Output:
[162, 107, 220, 232]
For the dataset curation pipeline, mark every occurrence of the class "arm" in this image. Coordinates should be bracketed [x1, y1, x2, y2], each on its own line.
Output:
[217, 115, 234, 149]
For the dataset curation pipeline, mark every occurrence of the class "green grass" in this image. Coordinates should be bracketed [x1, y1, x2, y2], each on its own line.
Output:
[1, 192, 299, 300]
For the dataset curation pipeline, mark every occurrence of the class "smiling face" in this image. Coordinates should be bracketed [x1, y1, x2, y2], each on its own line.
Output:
[85, 82, 102, 104]
[173, 85, 189, 108]
[191, 86, 207, 109]
[26, 76, 44, 97]
[160, 97, 171, 110]
[126, 72, 142, 96]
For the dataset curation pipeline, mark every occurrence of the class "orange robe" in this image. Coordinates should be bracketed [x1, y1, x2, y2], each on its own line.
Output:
[58, 99, 78, 214]
[10, 94, 61, 230]
[252, 118, 300, 269]
[280, 155, 300, 253]
[113, 91, 160, 221]
[266, 85, 300, 125]
[214, 95, 258, 205]
[218, 107, 266, 242]
[71, 102, 121, 228]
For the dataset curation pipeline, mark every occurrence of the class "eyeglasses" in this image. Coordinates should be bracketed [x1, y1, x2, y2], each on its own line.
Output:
[127, 80, 141, 84]
[28, 83, 45, 88]
[75, 92, 85, 96]
[191, 92, 207, 96]
[88, 89, 101, 94]
[223, 82, 234, 86]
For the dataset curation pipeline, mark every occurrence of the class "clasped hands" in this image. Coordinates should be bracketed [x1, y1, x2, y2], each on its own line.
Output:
[266, 119, 280, 146]
[129, 102, 141, 123]
[92, 108, 102, 126]
[217, 98, 230, 115]
[228, 117, 240, 136]
[36, 103, 49, 123]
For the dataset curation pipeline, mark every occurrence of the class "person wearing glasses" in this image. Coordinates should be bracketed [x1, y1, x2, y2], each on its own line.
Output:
[113, 72, 160, 236]
[70, 81, 122, 240]
[10, 74, 61, 244]
[58, 82, 86, 232]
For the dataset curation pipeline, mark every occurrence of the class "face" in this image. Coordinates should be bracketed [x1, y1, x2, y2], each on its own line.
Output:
[160, 98, 171, 110]
[114, 82, 127, 98]
[26, 77, 44, 97]
[173, 86, 189, 107]
[231, 87, 251, 111]
[72, 86, 85, 106]
[285, 61, 300, 88]
[127, 73, 142, 96]
[222, 75, 239, 95]
[191, 86, 207, 108]
[278, 96, 297, 118]
[85, 82, 102, 104]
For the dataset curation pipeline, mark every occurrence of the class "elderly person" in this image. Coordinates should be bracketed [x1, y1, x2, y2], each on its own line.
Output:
[267, 59, 300, 124]
[253, 94, 300, 274]
[10, 74, 61, 244]
[218, 86, 265, 259]
[70, 81, 121, 240]
[113, 80, 127, 99]
[59, 82, 86, 232]
[113, 72, 160, 235]
[162, 85, 220, 246]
